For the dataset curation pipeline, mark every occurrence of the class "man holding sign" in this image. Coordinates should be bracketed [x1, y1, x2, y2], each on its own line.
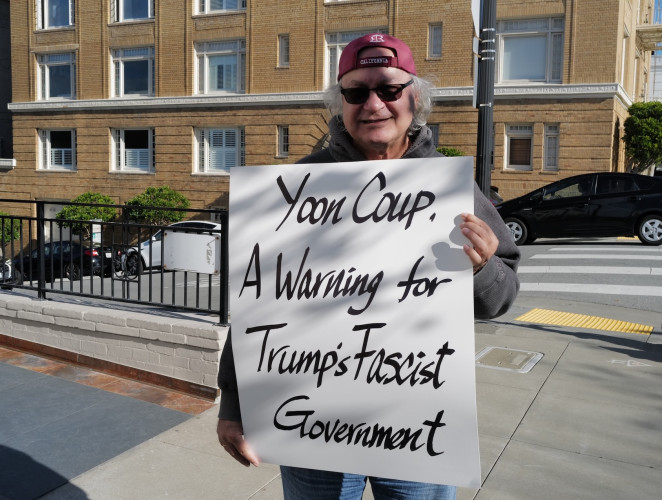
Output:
[217, 34, 519, 499]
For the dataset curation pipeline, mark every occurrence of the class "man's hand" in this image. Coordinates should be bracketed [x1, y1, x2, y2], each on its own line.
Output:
[216, 419, 259, 467]
[460, 213, 499, 273]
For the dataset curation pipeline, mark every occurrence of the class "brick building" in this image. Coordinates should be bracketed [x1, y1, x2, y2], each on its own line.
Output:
[4, 0, 661, 215]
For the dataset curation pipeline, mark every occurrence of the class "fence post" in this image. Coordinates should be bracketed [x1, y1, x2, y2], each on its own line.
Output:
[36, 200, 47, 300]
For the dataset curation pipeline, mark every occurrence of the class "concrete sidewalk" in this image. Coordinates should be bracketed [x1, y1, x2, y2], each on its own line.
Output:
[4, 296, 662, 500]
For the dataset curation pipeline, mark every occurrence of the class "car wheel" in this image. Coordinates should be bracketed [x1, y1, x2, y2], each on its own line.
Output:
[124, 252, 143, 280]
[65, 263, 81, 281]
[504, 217, 529, 246]
[637, 214, 662, 246]
[13, 269, 23, 285]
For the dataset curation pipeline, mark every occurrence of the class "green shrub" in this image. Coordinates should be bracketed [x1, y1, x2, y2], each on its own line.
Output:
[436, 146, 466, 157]
[56, 192, 117, 237]
[126, 186, 191, 225]
[0, 211, 20, 244]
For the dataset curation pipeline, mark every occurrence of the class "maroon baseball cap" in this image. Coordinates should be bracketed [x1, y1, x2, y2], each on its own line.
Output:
[337, 33, 417, 81]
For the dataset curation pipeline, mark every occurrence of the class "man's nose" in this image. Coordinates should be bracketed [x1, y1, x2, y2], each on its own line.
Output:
[362, 89, 385, 110]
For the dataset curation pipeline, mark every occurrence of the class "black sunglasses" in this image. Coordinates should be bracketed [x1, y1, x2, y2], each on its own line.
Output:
[340, 80, 414, 105]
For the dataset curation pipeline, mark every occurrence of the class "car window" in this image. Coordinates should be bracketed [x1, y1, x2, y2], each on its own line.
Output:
[543, 178, 591, 200]
[596, 176, 638, 195]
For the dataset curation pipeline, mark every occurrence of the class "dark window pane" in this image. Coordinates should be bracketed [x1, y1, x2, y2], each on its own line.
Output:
[510, 138, 531, 165]
[50, 131, 72, 148]
[124, 130, 148, 148]
[123, 60, 149, 94]
[49, 65, 71, 97]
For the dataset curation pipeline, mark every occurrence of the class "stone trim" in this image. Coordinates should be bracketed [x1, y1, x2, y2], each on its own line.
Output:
[8, 83, 631, 112]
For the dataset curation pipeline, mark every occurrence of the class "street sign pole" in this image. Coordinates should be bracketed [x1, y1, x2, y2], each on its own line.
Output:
[475, 0, 496, 198]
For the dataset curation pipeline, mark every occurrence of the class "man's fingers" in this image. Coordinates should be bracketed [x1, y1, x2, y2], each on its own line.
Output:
[217, 419, 260, 467]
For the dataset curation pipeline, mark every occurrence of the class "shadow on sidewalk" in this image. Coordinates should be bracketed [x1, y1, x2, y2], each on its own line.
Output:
[0, 445, 89, 499]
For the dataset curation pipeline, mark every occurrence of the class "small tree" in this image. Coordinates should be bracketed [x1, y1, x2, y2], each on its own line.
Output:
[126, 186, 191, 225]
[56, 192, 117, 239]
[623, 101, 662, 173]
[0, 212, 21, 258]
[437, 146, 466, 157]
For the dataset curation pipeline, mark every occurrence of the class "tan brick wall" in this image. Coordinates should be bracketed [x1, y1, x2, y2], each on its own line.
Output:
[5, 0, 653, 208]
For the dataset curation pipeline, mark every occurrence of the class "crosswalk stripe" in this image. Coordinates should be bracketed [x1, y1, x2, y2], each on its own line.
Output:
[531, 254, 662, 260]
[518, 266, 662, 275]
[520, 282, 662, 296]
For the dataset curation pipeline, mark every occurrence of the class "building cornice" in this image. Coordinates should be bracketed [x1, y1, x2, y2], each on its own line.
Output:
[434, 83, 632, 107]
[8, 83, 633, 112]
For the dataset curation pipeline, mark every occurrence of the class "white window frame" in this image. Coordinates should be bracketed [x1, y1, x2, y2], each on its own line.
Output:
[36, 0, 75, 30]
[428, 24, 443, 58]
[543, 124, 559, 171]
[37, 52, 76, 100]
[111, 47, 155, 97]
[195, 127, 245, 174]
[497, 18, 564, 84]
[326, 29, 387, 86]
[197, 0, 246, 14]
[277, 125, 289, 157]
[111, 0, 154, 22]
[39, 129, 76, 171]
[505, 124, 533, 171]
[195, 40, 246, 94]
[278, 34, 290, 68]
[111, 128, 155, 172]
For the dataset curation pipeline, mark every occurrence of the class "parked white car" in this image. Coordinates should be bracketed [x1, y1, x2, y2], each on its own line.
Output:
[137, 220, 222, 270]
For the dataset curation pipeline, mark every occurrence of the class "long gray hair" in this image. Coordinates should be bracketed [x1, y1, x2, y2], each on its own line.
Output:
[324, 75, 433, 135]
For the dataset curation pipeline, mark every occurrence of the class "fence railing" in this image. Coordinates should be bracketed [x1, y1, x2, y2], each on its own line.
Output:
[0, 199, 229, 325]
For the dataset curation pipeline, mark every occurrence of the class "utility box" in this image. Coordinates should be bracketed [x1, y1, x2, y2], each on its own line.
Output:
[163, 231, 221, 274]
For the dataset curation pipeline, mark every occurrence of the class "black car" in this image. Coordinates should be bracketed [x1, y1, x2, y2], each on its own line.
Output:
[12, 241, 113, 283]
[496, 172, 662, 246]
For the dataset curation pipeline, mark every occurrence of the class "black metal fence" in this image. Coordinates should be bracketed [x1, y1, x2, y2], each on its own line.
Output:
[0, 199, 229, 324]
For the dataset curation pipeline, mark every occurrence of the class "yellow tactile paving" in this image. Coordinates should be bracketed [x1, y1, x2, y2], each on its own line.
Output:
[515, 308, 653, 335]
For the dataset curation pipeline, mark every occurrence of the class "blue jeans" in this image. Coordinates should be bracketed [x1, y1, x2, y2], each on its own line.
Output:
[280, 465, 456, 500]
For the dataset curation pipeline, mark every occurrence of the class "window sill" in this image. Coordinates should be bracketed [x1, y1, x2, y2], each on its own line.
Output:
[108, 18, 155, 26]
[192, 10, 246, 18]
[503, 167, 533, 172]
[35, 26, 75, 33]
[109, 170, 155, 175]
[38, 168, 76, 173]
[192, 171, 231, 176]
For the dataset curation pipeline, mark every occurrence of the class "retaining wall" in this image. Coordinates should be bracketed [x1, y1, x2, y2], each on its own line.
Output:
[0, 293, 228, 401]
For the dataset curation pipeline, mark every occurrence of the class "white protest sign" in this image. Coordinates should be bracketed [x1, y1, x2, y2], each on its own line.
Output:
[229, 157, 481, 488]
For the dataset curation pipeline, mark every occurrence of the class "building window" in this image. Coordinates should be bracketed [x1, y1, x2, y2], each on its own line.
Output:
[506, 125, 533, 170]
[38, 53, 76, 100]
[497, 18, 564, 83]
[326, 29, 387, 85]
[428, 124, 440, 148]
[195, 128, 245, 173]
[37, 0, 75, 30]
[278, 126, 289, 157]
[112, 129, 155, 172]
[544, 124, 559, 171]
[112, 47, 155, 97]
[428, 24, 442, 58]
[198, 0, 246, 14]
[196, 41, 246, 94]
[278, 34, 290, 68]
[111, 0, 154, 22]
[39, 130, 76, 170]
